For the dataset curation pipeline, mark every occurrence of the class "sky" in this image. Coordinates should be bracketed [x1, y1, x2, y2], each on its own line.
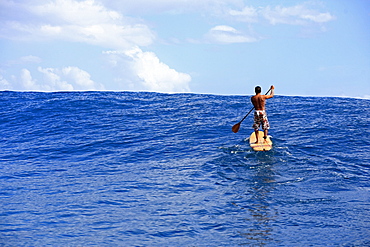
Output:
[0, 0, 369, 98]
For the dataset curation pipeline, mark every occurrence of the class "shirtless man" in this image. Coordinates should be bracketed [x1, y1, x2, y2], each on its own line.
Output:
[251, 85, 275, 143]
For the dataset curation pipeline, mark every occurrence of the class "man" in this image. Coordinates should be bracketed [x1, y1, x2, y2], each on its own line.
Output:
[251, 85, 275, 143]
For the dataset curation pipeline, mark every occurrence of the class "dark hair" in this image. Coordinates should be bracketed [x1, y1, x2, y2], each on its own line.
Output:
[255, 86, 261, 94]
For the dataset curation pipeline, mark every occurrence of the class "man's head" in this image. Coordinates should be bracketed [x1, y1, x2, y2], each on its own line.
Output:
[255, 86, 261, 94]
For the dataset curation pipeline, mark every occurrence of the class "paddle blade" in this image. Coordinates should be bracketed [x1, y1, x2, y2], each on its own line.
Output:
[232, 123, 241, 133]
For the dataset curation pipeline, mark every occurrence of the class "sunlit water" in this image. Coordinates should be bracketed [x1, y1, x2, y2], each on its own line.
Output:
[1, 91, 369, 246]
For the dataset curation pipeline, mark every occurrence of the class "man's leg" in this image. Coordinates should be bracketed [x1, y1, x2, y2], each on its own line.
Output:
[263, 129, 268, 141]
[262, 114, 269, 140]
[254, 129, 259, 143]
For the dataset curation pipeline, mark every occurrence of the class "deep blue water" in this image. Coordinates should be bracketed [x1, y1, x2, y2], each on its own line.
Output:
[0, 91, 369, 246]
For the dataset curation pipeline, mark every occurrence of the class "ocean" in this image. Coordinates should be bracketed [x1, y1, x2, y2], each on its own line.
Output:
[0, 91, 369, 246]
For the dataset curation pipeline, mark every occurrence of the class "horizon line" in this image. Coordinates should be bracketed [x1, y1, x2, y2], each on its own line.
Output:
[1, 90, 369, 100]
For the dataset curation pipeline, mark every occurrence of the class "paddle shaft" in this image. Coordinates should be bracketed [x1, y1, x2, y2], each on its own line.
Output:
[237, 87, 272, 125]
[237, 107, 254, 125]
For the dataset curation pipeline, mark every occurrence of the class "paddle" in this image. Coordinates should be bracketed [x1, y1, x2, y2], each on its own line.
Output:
[232, 88, 272, 133]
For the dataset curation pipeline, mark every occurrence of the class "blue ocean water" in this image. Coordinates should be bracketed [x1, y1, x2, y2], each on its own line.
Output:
[0, 91, 369, 246]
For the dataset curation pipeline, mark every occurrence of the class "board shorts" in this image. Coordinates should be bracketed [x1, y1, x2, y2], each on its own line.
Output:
[253, 110, 270, 130]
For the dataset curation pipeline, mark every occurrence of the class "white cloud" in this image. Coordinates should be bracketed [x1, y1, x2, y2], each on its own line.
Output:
[205, 25, 259, 44]
[262, 4, 335, 25]
[0, 0, 155, 49]
[39, 66, 105, 91]
[30, 0, 122, 25]
[19, 69, 40, 91]
[228, 6, 259, 23]
[228, 3, 335, 25]
[206, 2, 335, 44]
[20, 55, 42, 64]
[0, 75, 11, 90]
[104, 47, 191, 93]
[100, 0, 242, 15]
[2, 66, 105, 91]
[61, 66, 103, 90]
[37, 67, 74, 91]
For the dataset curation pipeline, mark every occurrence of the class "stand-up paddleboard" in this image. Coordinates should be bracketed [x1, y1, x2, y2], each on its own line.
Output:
[249, 131, 273, 151]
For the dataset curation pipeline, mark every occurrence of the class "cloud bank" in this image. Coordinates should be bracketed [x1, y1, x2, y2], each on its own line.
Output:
[0, 0, 336, 92]
[104, 47, 191, 93]
[210, 3, 335, 43]
[0, 0, 191, 92]
[1, 0, 154, 49]
[2, 66, 105, 91]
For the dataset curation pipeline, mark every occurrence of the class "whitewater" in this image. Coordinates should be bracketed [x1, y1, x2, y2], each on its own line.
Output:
[0, 91, 369, 246]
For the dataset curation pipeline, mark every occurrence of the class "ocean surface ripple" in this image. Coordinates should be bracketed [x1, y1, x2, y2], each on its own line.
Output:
[1, 91, 369, 246]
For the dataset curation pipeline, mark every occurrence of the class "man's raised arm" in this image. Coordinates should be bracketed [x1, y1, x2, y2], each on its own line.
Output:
[266, 85, 275, 99]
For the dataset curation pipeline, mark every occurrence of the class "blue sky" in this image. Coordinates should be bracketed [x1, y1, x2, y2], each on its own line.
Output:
[0, 0, 369, 98]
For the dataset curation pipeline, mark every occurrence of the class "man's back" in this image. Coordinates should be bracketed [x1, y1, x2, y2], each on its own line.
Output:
[251, 94, 267, 111]
[251, 86, 274, 110]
